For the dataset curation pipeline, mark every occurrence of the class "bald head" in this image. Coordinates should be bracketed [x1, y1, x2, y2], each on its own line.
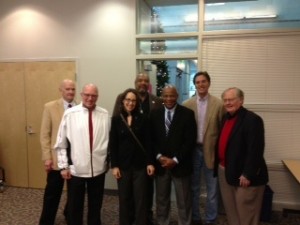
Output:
[81, 84, 99, 109]
[135, 72, 150, 97]
[162, 85, 178, 109]
[59, 79, 76, 103]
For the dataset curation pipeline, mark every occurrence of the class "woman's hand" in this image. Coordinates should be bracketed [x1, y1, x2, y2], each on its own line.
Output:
[112, 167, 121, 179]
[147, 165, 155, 176]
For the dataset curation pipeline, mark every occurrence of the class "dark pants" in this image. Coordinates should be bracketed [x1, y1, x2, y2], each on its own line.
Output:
[39, 170, 65, 225]
[146, 176, 154, 224]
[67, 173, 105, 225]
[117, 168, 147, 225]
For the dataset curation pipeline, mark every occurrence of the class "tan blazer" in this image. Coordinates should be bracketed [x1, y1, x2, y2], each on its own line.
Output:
[40, 98, 66, 170]
[183, 94, 224, 169]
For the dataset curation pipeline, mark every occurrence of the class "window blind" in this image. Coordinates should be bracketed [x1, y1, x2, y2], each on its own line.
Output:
[202, 33, 300, 163]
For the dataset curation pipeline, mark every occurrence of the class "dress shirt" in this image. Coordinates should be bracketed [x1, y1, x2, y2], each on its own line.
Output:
[197, 94, 208, 143]
[63, 100, 76, 110]
[156, 106, 179, 164]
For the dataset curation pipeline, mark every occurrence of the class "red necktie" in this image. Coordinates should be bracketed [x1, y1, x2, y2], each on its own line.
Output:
[88, 109, 93, 152]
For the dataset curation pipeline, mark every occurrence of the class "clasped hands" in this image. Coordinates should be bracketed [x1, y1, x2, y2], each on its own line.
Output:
[158, 156, 177, 169]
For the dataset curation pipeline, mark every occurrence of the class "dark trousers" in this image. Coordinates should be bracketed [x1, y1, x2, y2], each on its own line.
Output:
[39, 170, 65, 225]
[146, 176, 154, 224]
[67, 173, 105, 225]
[117, 168, 147, 225]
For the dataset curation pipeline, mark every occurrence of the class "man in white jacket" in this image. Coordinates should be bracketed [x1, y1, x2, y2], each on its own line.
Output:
[55, 83, 111, 225]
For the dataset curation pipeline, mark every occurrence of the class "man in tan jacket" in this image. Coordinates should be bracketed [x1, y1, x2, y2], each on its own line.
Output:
[39, 79, 76, 225]
[183, 71, 224, 225]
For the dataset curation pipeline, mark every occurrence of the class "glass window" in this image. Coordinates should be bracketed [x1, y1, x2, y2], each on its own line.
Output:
[138, 38, 198, 55]
[137, 0, 198, 34]
[205, 0, 300, 31]
[138, 59, 198, 102]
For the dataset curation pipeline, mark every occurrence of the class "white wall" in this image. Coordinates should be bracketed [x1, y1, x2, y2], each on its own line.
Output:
[0, 0, 136, 112]
[0, 0, 137, 189]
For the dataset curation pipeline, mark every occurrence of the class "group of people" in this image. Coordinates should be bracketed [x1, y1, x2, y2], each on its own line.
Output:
[39, 71, 268, 225]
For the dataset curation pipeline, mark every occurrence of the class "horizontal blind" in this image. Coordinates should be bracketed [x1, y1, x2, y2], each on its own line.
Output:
[202, 34, 300, 162]
[202, 34, 300, 104]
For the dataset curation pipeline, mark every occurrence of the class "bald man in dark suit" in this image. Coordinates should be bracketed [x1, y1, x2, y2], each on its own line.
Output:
[149, 85, 197, 225]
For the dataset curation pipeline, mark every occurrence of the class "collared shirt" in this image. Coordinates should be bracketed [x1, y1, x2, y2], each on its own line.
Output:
[164, 105, 176, 121]
[140, 93, 150, 115]
[63, 100, 76, 110]
[197, 94, 208, 143]
[156, 105, 179, 164]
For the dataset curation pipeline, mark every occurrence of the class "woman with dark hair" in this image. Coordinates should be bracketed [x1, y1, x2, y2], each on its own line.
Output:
[109, 88, 155, 225]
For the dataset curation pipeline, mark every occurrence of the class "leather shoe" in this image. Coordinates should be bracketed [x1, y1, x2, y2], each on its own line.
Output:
[192, 220, 203, 225]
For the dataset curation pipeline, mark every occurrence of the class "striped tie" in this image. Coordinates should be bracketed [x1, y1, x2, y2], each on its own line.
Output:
[165, 110, 172, 136]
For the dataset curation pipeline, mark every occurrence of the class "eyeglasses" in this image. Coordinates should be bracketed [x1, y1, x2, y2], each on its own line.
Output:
[82, 93, 98, 99]
[124, 98, 137, 103]
[223, 98, 238, 103]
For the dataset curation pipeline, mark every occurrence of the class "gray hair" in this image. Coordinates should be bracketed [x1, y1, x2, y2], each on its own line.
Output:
[221, 87, 244, 100]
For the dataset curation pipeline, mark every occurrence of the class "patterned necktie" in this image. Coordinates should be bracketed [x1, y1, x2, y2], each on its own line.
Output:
[165, 110, 172, 136]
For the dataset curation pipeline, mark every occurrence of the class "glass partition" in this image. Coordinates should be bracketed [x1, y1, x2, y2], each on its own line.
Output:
[138, 38, 198, 55]
[138, 59, 198, 102]
[137, 0, 198, 34]
[205, 0, 300, 31]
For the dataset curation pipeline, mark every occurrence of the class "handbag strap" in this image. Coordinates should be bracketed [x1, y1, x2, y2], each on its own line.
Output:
[120, 114, 147, 154]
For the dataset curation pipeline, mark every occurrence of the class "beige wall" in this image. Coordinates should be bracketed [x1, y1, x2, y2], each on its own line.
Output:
[0, 0, 137, 189]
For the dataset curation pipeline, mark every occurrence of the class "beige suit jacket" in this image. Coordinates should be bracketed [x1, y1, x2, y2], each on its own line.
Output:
[40, 98, 66, 170]
[183, 94, 224, 169]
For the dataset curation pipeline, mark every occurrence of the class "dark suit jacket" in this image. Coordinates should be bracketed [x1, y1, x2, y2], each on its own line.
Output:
[149, 104, 197, 177]
[215, 107, 269, 186]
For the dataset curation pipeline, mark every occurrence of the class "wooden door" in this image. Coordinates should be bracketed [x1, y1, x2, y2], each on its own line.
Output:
[0, 62, 28, 187]
[0, 61, 76, 188]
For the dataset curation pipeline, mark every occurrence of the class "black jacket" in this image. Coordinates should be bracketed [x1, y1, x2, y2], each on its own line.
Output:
[215, 107, 269, 186]
[149, 104, 197, 177]
[109, 112, 153, 170]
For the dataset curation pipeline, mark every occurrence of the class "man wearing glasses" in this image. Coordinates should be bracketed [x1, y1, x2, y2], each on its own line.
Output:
[55, 84, 110, 225]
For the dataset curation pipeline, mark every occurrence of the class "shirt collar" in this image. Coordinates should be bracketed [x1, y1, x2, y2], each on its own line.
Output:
[63, 100, 75, 108]
[164, 104, 177, 113]
[197, 93, 208, 101]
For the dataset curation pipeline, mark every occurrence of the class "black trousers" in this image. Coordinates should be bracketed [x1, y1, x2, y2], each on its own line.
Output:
[117, 168, 147, 225]
[39, 170, 65, 225]
[146, 175, 154, 224]
[67, 173, 105, 225]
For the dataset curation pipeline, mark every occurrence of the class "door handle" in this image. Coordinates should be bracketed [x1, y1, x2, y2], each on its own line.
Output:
[26, 125, 36, 134]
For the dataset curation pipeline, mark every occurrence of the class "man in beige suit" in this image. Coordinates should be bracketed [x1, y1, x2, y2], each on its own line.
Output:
[39, 79, 76, 225]
[183, 71, 224, 225]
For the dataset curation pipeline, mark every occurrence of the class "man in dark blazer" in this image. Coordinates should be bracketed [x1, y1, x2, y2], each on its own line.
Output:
[149, 85, 197, 225]
[112, 72, 162, 116]
[112, 72, 163, 225]
[215, 87, 268, 225]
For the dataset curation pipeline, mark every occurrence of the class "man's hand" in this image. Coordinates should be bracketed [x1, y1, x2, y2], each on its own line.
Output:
[239, 175, 251, 187]
[159, 156, 177, 169]
[44, 159, 53, 173]
[60, 169, 71, 179]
